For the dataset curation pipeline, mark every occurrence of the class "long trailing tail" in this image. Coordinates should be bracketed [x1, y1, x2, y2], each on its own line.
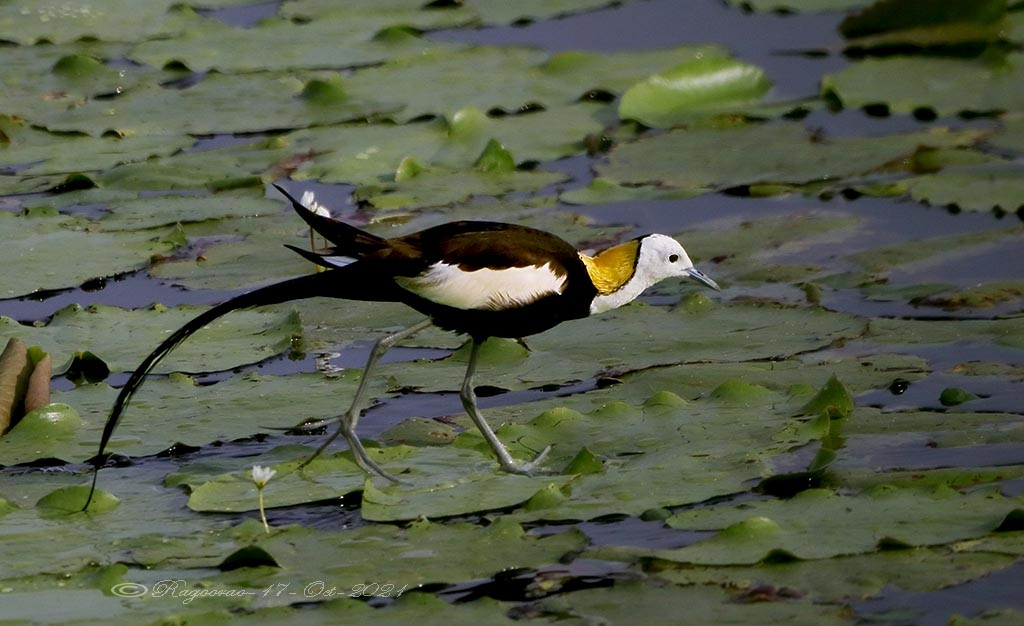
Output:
[82, 270, 353, 510]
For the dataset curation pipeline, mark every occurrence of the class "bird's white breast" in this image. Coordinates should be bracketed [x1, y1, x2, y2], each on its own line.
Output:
[396, 262, 566, 310]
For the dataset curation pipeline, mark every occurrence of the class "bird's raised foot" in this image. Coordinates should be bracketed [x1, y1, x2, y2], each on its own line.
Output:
[498, 444, 553, 475]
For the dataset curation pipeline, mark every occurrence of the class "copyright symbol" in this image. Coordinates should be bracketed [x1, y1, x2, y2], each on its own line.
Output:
[111, 582, 148, 598]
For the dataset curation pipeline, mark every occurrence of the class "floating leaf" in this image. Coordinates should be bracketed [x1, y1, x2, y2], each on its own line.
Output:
[822, 54, 1024, 116]
[906, 170, 1024, 214]
[0, 0, 206, 44]
[800, 374, 854, 418]
[533, 579, 852, 625]
[940, 387, 978, 406]
[656, 487, 1022, 564]
[596, 122, 982, 192]
[619, 56, 771, 128]
[38, 486, 119, 515]
[37, 72, 398, 137]
[0, 212, 182, 298]
[840, 0, 1008, 48]
[0, 304, 301, 375]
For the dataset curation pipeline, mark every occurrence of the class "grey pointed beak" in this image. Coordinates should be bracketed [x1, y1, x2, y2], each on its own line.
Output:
[686, 267, 720, 291]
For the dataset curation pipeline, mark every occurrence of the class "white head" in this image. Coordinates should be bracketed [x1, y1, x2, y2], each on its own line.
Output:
[636, 234, 719, 289]
[589, 233, 719, 314]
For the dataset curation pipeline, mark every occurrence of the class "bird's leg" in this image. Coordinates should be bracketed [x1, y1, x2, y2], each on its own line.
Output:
[460, 339, 552, 474]
[301, 318, 433, 482]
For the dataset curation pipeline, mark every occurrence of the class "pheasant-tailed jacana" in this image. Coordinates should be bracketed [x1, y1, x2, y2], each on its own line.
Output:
[84, 184, 719, 507]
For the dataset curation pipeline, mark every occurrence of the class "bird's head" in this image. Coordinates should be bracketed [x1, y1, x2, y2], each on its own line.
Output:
[637, 234, 720, 291]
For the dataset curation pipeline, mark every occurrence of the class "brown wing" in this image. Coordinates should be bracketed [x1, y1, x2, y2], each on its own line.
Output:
[388, 221, 582, 278]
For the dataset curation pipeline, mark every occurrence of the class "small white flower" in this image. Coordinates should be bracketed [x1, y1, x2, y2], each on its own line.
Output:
[301, 190, 331, 218]
[251, 465, 276, 488]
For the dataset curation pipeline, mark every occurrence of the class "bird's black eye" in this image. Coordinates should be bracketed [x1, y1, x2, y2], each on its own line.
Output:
[669, 254, 679, 263]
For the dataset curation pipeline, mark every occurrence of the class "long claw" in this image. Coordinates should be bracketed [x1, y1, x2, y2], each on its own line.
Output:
[497, 444, 553, 475]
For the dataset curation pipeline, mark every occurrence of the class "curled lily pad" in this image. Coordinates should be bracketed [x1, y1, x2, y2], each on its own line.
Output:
[619, 56, 771, 128]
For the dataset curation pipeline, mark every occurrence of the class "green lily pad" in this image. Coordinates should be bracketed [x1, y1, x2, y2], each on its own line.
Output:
[829, 466, 1024, 492]
[840, 0, 1009, 48]
[43, 370, 372, 462]
[0, 212, 182, 298]
[595, 122, 982, 192]
[560, 176, 702, 204]
[822, 54, 1024, 116]
[646, 547, 1016, 604]
[940, 387, 979, 406]
[130, 17, 465, 73]
[866, 316, 1024, 350]
[652, 486, 1022, 564]
[948, 361, 1024, 380]
[906, 169, 1024, 214]
[0, 303, 301, 376]
[3, 402, 81, 448]
[38, 485, 119, 515]
[847, 224, 1024, 278]
[94, 190, 283, 231]
[37, 71, 398, 137]
[800, 374, 854, 418]
[362, 166, 567, 210]
[343, 44, 727, 123]
[911, 281, 1024, 309]
[0, 0, 208, 45]
[0, 115, 193, 177]
[532, 579, 853, 625]
[291, 104, 612, 185]
[619, 55, 771, 128]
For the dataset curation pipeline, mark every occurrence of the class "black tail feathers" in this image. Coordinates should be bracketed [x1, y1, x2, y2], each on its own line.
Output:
[83, 270, 346, 510]
[273, 183, 387, 258]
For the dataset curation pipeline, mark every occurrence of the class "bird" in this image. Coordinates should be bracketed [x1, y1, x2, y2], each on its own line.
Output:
[83, 184, 719, 508]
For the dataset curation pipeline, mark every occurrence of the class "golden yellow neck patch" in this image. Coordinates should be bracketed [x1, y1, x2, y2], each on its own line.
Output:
[579, 239, 640, 296]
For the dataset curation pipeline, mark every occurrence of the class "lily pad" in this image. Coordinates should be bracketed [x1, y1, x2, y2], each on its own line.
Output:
[0, 0, 208, 45]
[619, 55, 771, 128]
[906, 170, 1024, 214]
[291, 104, 612, 185]
[655, 486, 1022, 564]
[0, 115, 193, 177]
[343, 44, 727, 123]
[44, 370, 372, 462]
[0, 303, 301, 375]
[595, 122, 983, 192]
[822, 54, 1024, 116]
[94, 190, 283, 231]
[0, 212, 181, 298]
[38, 485, 119, 515]
[532, 579, 853, 625]
[37, 71, 398, 137]
[130, 17, 465, 73]
[840, 0, 1009, 48]
[646, 547, 1017, 604]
